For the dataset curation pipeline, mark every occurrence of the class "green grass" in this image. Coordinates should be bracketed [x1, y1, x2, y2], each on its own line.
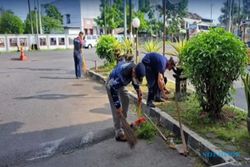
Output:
[136, 122, 157, 141]
[94, 64, 250, 157]
[156, 94, 250, 155]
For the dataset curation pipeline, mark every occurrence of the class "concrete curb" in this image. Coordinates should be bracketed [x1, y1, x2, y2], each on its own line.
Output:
[0, 127, 114, 167]
[87, 70, 240, 166]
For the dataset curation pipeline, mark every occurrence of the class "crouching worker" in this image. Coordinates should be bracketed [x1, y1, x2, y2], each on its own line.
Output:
[142, 52, 176, 108]
[106, 61, 145, 141]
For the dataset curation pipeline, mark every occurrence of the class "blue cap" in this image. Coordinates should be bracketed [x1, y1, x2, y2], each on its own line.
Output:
[135, 63, 145, 83]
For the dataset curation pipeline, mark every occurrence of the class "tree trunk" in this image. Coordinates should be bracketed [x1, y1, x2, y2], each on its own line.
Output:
[248, 106, 250, 135]
[247, 117, 250, 135]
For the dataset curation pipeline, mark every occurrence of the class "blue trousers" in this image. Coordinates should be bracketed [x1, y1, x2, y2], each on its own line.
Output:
[145, 65, 159, 104]
[73, 52, 82, 78]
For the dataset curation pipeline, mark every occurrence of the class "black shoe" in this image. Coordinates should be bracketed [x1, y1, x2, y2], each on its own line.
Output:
[115, 134, 127, 142]
[154, 98, 164, 102]
[147, 102, 155, 108]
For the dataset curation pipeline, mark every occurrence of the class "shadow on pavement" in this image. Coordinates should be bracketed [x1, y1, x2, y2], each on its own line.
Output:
[93, 85, 107, 94]
[90, 103, 111, 115]
[0, 118, 113, 167]
[10, 58, 21, 61]
[14, 93, 87, 100]
[9, 67, 63, 71]
[40, 76, 74, 80]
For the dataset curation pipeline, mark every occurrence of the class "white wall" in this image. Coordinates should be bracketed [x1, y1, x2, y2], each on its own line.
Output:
[0, 34, 79, 52]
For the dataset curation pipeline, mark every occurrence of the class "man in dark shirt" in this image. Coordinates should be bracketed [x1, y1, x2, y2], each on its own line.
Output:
[73, 32, 84, 79]
[106, 61, 145, 141]
[142, 52, 175, 107]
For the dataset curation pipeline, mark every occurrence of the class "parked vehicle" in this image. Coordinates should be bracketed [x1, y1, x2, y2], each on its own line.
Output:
[84, 35, 99, 49]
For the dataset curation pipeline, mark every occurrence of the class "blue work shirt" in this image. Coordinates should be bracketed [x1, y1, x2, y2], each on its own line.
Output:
[142, 52, 168, 74]
[108, 61, 140, 109]
[73, 37, 83, 55]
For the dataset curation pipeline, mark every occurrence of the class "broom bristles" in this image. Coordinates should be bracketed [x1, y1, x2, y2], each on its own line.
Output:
[120, 114, 137, 149]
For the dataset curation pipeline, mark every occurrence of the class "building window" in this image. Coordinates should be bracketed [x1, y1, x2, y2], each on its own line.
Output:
[0, 38, 5, 48]
[84, 28, 88, 35]
[40, 38, 47, 46]
[66, 14, 71, 24]
[59, 37, 65, 45]
[19, 38, 27, 46]
[69, 37, 74, 45]
[9, 38, 17, 47]
[90, 29, 93, 35]
[50, 37, 57, 45]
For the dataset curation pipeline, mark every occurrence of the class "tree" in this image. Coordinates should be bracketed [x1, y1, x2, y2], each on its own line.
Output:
[181, 28, 247, 120]
[0, 11, 24, 34]
[44, 4, 63, 24]
[42, 16, 63, 34]
[156, 0, 188, 36]
[24, 4, 63, 34]
[95, 0, 123, 34]
[147, 6, 162, 36]
[219, 0, 243, 32]
[243, 0, 250, 19]
[133, 11, 149, 33]
[24, 11, 36, 34]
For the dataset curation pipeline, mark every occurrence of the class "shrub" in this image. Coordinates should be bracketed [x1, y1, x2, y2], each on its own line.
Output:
[247, 49, 250, 64]
[143, 40, 161, 53]
[96, 35, 120, 64]
[136, 122, 157, 140]
[181, 28, 247, 120]
[241, 73, 250, 134]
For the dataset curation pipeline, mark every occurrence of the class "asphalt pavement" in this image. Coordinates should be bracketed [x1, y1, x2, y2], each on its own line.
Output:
[0, 49, 200, 167]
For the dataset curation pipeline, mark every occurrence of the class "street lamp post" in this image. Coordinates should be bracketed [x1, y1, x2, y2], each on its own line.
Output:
[132, 17, 140, 64]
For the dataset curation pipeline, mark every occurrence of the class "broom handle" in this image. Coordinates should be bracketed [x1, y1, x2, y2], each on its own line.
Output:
[137, 100, 142, 117]
[143, 113, 168, 141]
[175, 99, 188, 154]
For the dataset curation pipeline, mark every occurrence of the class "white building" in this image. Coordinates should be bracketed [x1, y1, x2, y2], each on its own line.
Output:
[49, 0, 101, 35]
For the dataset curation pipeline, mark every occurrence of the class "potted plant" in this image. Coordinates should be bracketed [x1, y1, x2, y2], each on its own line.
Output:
[242, 73, 250, 135]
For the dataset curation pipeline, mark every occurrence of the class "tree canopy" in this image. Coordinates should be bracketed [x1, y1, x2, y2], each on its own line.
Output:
[24, 4, 63, 34]
[0, 10, 24, 34]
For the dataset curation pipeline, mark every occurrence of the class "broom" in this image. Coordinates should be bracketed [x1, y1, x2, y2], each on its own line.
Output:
[82, 54, 87, 74]
[120, 113, 137, 149]
[175, 95, 188, 156]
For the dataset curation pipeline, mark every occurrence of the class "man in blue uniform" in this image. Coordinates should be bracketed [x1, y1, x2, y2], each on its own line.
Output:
[106, 61, 145, 141]
[73, 32, 84, 79]
[142, 52, 175, 107]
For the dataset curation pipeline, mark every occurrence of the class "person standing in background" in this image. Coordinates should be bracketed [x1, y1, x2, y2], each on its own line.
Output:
[73, 32, 84, 79]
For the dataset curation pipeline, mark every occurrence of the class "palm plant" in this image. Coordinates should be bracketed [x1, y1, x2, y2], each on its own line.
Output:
[121, 39, 134, 61]
[241, 73, 250, 135]
[143, 40, 161, 53]
[165, 39, 187, 66]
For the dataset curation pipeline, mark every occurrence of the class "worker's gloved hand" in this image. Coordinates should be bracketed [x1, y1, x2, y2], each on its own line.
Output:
[116, 107, 123, 117]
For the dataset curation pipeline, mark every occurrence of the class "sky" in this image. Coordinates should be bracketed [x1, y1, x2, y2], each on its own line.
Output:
[0, 0, 226, 24]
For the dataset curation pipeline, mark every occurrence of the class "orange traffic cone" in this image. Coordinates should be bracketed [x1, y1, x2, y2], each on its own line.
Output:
[20, 46, 28, 61]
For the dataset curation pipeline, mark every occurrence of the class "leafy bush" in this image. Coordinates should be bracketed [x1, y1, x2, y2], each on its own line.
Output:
[143, 40, 161, 53]
[136, 122, 157, 140]
[248, 49, 250, 64]
[96, 35, 120, 63]
[181, 28, 247, 120]
[241, 73, 250, 134]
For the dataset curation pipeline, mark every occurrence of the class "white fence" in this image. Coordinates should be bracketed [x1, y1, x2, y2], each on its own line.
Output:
[0, 34, 78, 52]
